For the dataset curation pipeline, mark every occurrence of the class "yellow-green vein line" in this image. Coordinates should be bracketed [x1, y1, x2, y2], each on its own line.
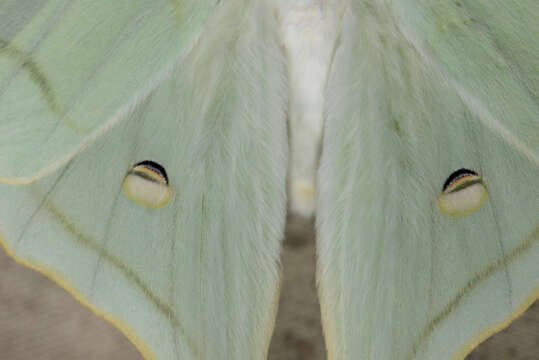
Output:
[411, 222, 539, 358]
[0, 39, 87, 134]
[32, 186, 201, 358]
[0, 38, 62, 116]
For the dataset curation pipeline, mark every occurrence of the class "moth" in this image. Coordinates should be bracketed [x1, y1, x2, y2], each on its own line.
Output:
[0, 1, 538, 359]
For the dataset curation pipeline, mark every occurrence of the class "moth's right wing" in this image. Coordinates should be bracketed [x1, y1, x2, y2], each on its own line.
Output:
[317, 1, 539, 359]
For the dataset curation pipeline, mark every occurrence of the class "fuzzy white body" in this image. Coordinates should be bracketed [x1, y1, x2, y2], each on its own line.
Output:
[278, 1, 339, 217]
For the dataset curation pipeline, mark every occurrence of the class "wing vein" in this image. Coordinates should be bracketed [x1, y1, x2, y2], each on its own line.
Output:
[457, 1, 539, 106]
[14, 164, 71, 249]
[0, 1, 207, 185]
[89, 186, 123, 298]
[31, 186, 201, 358]
[0, 0, 70, 100]
[411, 223, 539, 358]
[392, 12, 539, 167]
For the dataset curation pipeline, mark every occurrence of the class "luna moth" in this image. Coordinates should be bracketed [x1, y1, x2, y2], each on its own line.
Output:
[0, 0, 537, 359]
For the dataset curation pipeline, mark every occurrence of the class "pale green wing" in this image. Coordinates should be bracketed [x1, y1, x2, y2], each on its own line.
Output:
[0, 0, 218, 183]
[0, 1, 288, 359]
[317, 1, 539, 359]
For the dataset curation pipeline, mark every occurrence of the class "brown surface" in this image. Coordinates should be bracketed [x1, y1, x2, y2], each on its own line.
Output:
[0, 215, 537, 359]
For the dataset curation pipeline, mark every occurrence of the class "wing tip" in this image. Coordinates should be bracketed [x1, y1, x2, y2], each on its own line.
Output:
[452, 286, 539, 360]
[0, 230, 156, 360]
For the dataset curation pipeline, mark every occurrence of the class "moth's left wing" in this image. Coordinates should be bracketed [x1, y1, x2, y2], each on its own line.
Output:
[0, 1, 288, 359]
[0, 0, 218, 183]
[317, 1, 539, 359]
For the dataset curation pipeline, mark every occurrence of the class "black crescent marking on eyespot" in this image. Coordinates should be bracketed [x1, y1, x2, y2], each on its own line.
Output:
[442, 168, 479, 191]
[447, 178, 483, 194]
[133, 160, 169, 184]
[127, 169, 166, 184]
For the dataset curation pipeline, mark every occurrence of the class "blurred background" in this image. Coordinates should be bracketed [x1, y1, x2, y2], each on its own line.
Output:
[0, 215, 537, 359]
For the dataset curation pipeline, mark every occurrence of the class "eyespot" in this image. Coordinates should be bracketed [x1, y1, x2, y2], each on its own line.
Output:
[437, 168, 487, 217]
[122, 161, 172, 208]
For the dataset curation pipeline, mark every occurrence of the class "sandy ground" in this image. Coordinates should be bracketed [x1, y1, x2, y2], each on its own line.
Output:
[0, 215, 537, 359]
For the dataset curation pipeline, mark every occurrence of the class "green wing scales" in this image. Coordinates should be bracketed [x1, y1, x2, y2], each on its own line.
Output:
[0, 0, 218, 182]
[317, 1, 539, 359]
[0, 1, 288, 359]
